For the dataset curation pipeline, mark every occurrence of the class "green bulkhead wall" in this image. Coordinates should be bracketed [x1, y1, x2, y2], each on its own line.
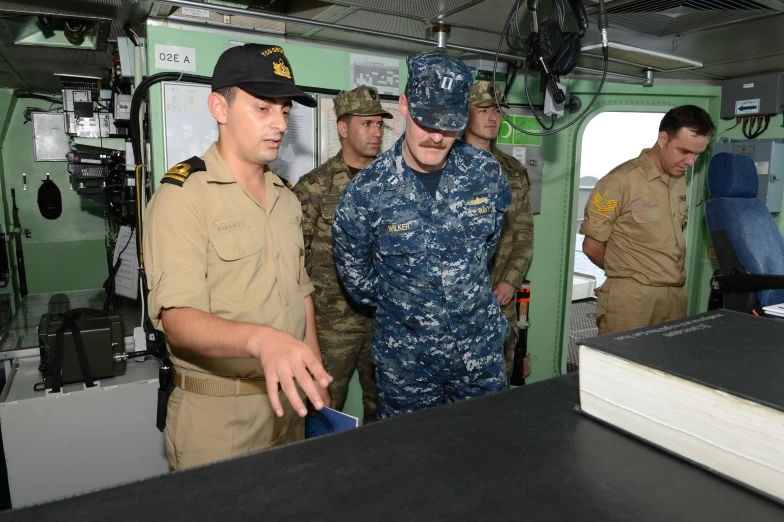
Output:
[145, 23, 728, 419]
[1, 98, 108, 299]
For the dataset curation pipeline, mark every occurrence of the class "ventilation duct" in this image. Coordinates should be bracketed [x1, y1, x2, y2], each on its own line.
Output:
[603, 0, 782, 37]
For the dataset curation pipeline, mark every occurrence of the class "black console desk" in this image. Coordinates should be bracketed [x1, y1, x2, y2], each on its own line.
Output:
[4, 374, 782, 521]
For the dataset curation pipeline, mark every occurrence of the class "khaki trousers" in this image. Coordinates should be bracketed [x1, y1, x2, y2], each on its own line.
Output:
[164, 372, 305, 472]
[596, 278, 687, 336]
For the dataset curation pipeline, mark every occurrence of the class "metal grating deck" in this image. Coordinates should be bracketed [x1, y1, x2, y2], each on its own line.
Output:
[567, 298, 598, 373]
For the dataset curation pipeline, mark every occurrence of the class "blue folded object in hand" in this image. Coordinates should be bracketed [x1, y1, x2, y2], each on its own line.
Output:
[305, 405, 359, 439]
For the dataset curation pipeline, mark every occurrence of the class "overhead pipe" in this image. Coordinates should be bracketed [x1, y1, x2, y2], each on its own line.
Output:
[643, 68, 654, 87]
[572, 66, 646, 82]
[161, 0, 647, 81]
[431, 23, 450, 50]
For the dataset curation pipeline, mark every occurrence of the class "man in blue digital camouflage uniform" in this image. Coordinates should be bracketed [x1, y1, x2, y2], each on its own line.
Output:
[332, 52, 512, 419]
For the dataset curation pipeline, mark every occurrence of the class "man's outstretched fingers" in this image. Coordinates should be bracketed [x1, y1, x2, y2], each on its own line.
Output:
[280, 373, 308, 417]
[266, 373, 284, 417]
[302, 351, 333, 389]
[293, 364, 324, 411]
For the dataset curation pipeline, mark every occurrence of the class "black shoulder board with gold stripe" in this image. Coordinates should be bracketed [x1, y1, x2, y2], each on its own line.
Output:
[161, 156, 207, 187]
[283, 179, 295, 192]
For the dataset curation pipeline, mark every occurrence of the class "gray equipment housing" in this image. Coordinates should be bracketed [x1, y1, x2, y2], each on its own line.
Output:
[38, 311, 126, 388]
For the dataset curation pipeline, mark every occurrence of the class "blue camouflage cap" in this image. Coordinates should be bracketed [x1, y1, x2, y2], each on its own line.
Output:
[405, 52, 477, 132]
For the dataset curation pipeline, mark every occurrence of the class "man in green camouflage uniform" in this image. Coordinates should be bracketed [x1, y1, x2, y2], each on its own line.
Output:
[294, 86, 392, 423]
[463, 81, 534, 381]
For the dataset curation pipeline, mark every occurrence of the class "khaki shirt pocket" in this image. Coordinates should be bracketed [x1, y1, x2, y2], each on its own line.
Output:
[632, 207, 661, 224]
[631, 207, 662, 244]
[211, 228, 264, 303]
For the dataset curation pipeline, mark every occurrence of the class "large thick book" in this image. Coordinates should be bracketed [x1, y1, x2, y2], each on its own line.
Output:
[578, 310, 784, 503]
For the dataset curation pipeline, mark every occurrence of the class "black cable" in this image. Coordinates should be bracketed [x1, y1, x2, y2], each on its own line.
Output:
[130, 73, 211, 165]
[104, 228, 134, 311]
[16, 92, 63, 104]
[129, 73, 213, 329]
[747, 117, 758, 139]
[523, 59, 557, 130]
[121, 350, 155, 360]
[491, 0, 609, 137]
[504, 63, 521, 99]
[751, 115, 770, 139]
[714, 119, 740, 143]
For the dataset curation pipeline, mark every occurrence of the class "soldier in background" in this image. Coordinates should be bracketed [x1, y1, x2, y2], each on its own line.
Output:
[294, 86, 392, 423]
[581, 105, 714, 335]
[462, 81, 534, 382]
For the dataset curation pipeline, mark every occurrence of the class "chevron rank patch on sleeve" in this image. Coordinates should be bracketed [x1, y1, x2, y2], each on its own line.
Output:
[589, 191, 618, 219]
[161, 156, 206, 187]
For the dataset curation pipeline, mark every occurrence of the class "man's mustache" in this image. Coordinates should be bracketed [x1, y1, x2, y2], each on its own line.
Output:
[418, 139, 447, 150]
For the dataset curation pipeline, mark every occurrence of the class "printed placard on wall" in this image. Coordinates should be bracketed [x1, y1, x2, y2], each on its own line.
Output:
[350, 54, 400, 96]
[497, 115, 542, 146]
[161, 82, 316, 186]
[154, 44, 196, 72]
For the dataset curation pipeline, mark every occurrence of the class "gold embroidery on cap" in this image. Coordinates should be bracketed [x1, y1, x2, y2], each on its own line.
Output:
[272, 58, 292, 79]
[261, 47, 285, 57]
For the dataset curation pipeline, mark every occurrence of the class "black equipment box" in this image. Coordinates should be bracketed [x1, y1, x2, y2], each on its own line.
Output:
[38, 309, 125, 390]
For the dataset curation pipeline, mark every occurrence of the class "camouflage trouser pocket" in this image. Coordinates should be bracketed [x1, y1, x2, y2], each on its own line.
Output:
[317, 328, 376, 416]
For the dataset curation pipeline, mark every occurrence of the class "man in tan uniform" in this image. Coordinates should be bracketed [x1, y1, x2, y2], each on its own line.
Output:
[581, 105, 715, 335]
[294, 87, 391, 423]
[462, 81, 534, 380]
[143, 44, 332, 471]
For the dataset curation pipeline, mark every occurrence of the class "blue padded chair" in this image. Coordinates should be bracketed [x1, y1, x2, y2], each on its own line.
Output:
[705, 152, 784, 312]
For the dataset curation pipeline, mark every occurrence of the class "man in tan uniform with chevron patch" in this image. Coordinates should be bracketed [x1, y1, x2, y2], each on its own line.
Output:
[581, 105, 715, 335]
[143, 43, 332, 471]
[294, 86, 392, 423]
[463, 81, 534, 381]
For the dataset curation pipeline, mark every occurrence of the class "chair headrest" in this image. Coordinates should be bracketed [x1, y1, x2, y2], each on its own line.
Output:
[707, 152, 758, 198]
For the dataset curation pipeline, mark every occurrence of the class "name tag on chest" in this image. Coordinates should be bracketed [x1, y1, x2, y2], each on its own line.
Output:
[632, 199, 659, 212]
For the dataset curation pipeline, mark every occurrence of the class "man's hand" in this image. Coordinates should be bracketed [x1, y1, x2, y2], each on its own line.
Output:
[308, 386, 332, 416]
[250, 327, 333, 418]
[494, 282, 517, 307]
[315, 383, 331, 410]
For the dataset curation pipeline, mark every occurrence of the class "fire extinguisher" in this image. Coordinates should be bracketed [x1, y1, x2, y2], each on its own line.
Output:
[510, 281, 531, 386]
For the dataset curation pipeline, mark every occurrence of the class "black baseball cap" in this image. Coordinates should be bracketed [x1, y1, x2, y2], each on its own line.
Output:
[211, 44, 317, 108]
[38, 179, 61, 220]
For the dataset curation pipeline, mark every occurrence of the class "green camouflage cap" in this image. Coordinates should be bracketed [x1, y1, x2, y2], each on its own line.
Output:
[470, 81, 510, 109]
[333, 86, 393, 119]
